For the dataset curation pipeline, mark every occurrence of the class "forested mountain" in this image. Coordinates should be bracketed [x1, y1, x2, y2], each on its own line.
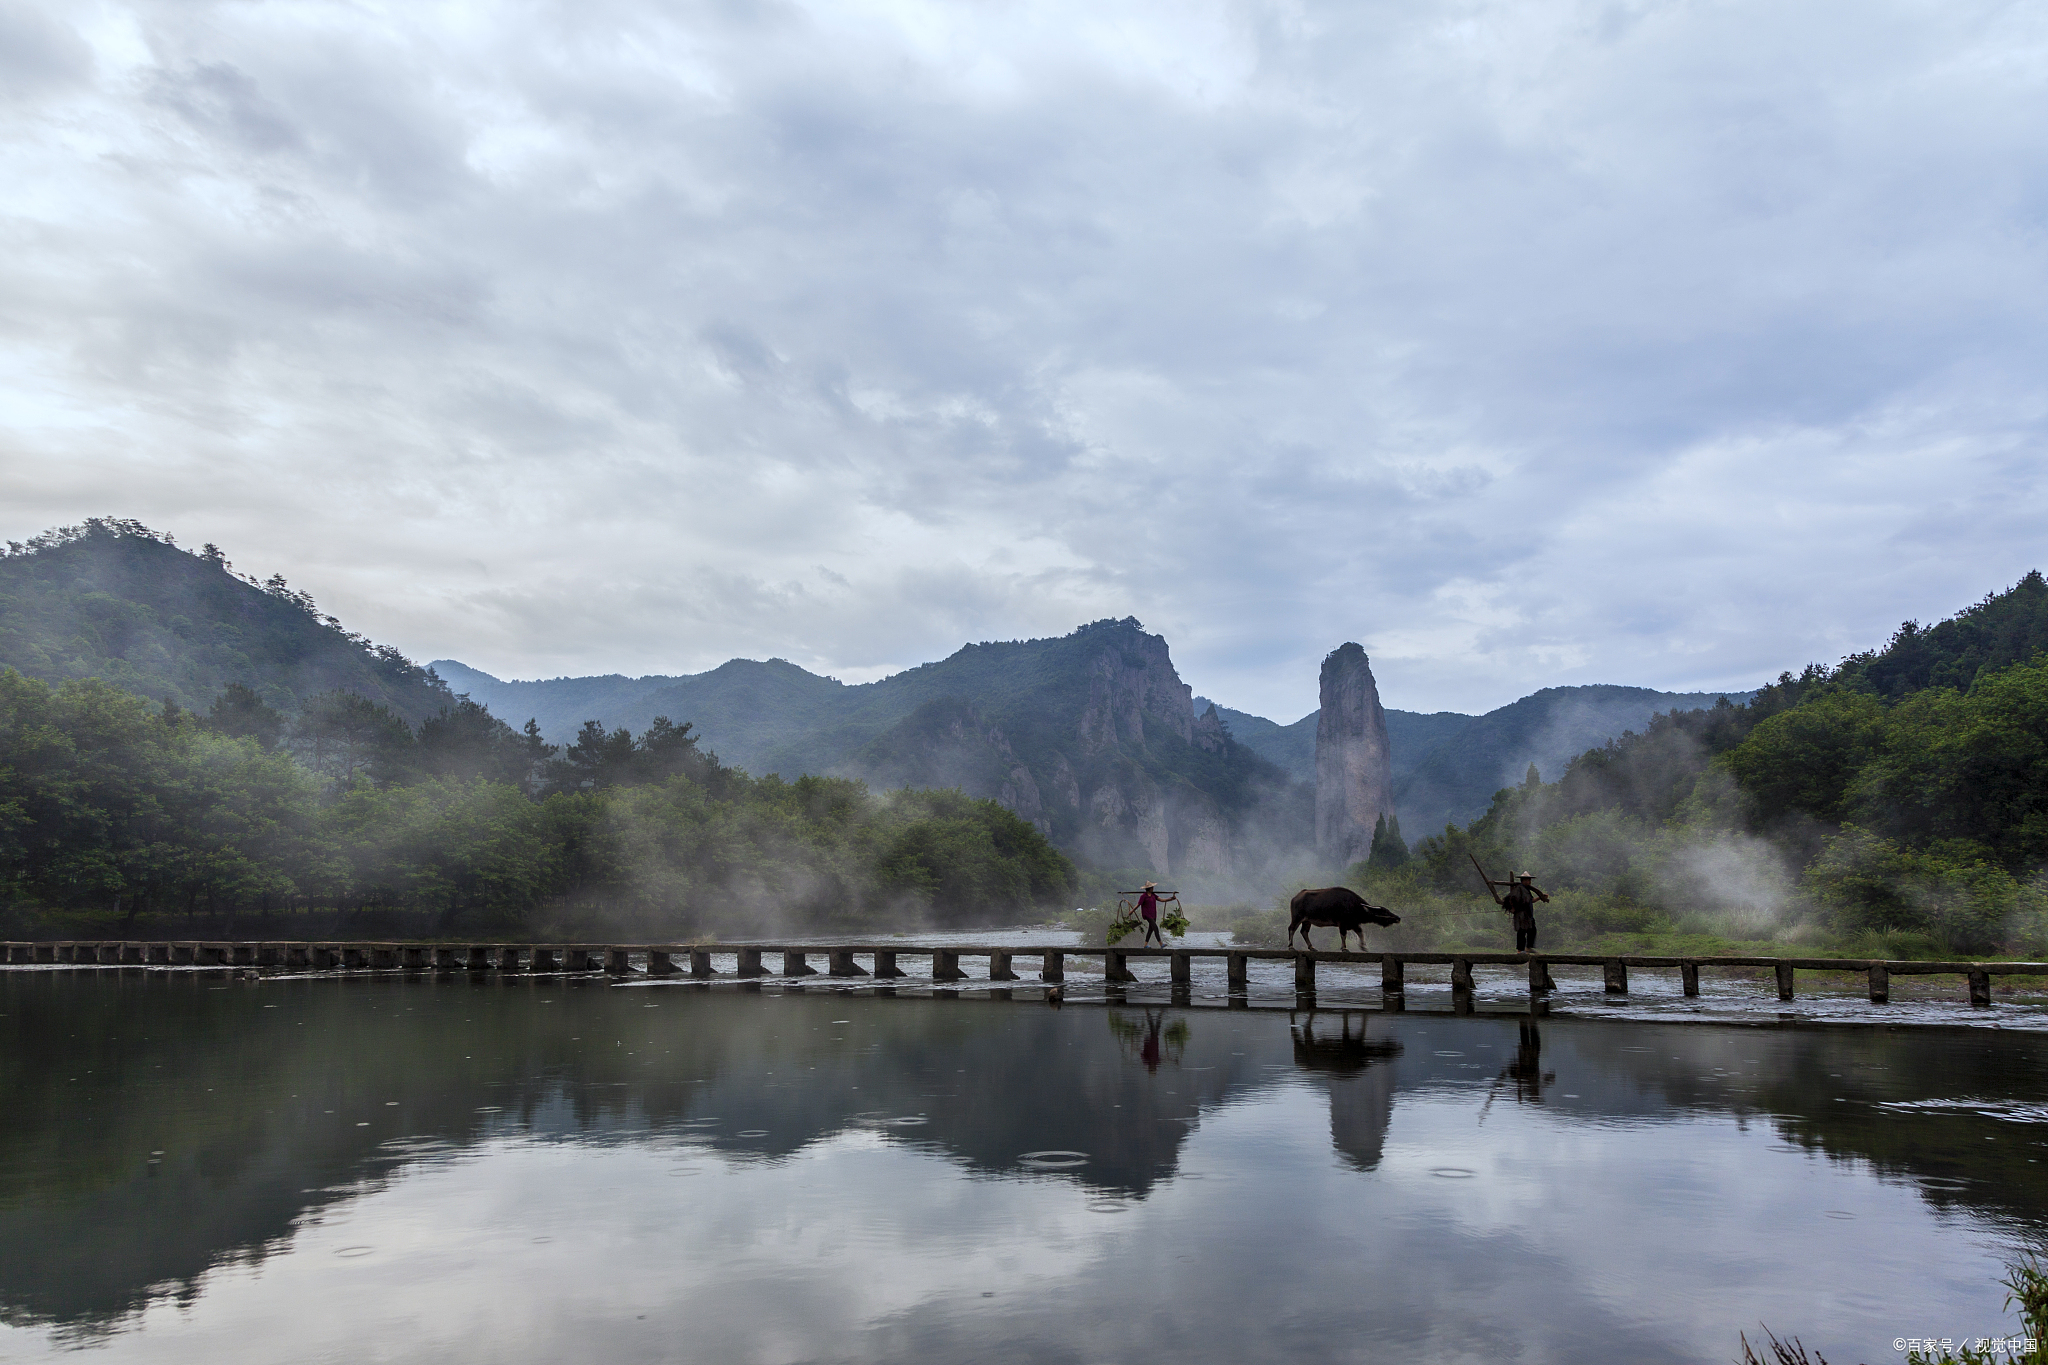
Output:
[1392, 572, 2048, 953]
[1388, 684, 1753, 835]
[0, 670, 1075, 938]
[451, 621, 1306, 882]
[1, 521, 453, 722]
[0, 523, 1079, 937]
[453, 643, 1743, 856]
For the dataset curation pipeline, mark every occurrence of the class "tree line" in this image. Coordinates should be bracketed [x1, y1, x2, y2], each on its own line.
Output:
[0, 669, 1077, 938]
[1372, 572, 2048, 953]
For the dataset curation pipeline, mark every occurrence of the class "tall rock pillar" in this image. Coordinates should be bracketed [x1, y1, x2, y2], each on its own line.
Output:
[1315, 643, 1394, 869]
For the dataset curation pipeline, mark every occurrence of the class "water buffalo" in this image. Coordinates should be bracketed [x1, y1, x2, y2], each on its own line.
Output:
[1288, 887, 1400, 951]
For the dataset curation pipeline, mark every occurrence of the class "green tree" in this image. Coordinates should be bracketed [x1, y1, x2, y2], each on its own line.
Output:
[204, 683, 284, 750]
[1365, 812, 1410, 872]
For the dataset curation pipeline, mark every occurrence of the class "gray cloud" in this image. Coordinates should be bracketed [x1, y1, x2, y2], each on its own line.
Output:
[2, 0, 2043, 718]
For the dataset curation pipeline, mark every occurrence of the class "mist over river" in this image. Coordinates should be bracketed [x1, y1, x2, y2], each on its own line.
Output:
[5, 971, 2047, 1364]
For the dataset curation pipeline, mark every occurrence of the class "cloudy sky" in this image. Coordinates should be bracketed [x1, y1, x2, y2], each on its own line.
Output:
[2, 0, 2043, 719]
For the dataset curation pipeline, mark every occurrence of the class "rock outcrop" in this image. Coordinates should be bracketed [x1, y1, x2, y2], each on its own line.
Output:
[834, 619, 1307, 885]
[1315, 643, 1394, 869]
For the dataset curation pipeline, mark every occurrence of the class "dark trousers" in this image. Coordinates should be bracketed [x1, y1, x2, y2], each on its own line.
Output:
[1514, 921, 1537, 952]
[1141, 918, 1164, 946]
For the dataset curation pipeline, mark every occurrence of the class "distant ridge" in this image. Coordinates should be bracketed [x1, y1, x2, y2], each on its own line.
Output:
[1199, 685, 1751, 835]
[1, 520, 452, 722]
[449, 620, 1304, 880]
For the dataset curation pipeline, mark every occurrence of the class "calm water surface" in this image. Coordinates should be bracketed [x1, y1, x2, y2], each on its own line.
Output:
[4, 969, 2048, 1364]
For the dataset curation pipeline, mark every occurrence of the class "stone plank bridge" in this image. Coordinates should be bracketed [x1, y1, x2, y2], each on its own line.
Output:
[6, 941, 2042, 1007]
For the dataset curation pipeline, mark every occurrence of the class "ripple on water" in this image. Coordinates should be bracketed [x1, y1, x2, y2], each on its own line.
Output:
[1019, 1150, 1089, 1170]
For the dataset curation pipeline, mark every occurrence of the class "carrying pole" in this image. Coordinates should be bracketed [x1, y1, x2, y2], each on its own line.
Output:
[1469, 852, 1502, 905]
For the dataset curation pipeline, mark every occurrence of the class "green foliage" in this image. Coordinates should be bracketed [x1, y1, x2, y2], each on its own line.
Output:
[1366, 812, 1410, 872]
[1226, 906, 1289, 947]
[1390, 572, 2048, 956]
[0, 669, 319, 922]
[204, 683, 283, 750]
[1723, 691, 1886, 827]
[1803, 827, 2046, 952]
[0, 669, 1077, 936]
[1844, 567, 2048, 700]
[0, 520, 454, 721]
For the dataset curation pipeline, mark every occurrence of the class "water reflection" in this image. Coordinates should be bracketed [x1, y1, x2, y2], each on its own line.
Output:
[3, 971, 2047, 1362]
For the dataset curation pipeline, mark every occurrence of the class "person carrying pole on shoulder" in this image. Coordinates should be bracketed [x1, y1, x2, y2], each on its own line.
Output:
[1136, 882, 1169, 947]
[1490, 871, 1549, 953]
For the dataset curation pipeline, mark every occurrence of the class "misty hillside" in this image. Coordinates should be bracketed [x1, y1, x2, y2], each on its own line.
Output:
[0, 521, 454, 723]
[451, 620, 1302, 877]
[1390, 684, 1754, 836]
[1200, 687, 1751, 836]
[1394, 570, 2048, 956]
[1197, 699, 1473, 790]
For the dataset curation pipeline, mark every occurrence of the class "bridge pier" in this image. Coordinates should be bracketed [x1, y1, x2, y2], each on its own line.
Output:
[1381, 956, 1404, 993]
[1039, 950, 1063, 983]
[932, 949, 966, 982]
[1868, 964, 1889, 1003]
[1170, 952, 1191, 987]
[647, 950, 678, 976]
[147, 943, 172, 965]
[873, 950, 905, 978]
[530, 947, 559, 973]
[690, 950, 715, 978]
[1681, 962, 1700, 996]
[1227, 952, 1247, 991]
[989, 950, 1018, 981]
[736, 949, 767, 978]
[1603, 959, 1628, 994]
[1451, 957, 1475, 993]
[783, 951, 817, 977]
[1294, 954, 1315, 993]
[1971, 969, 1992, 1007]
[1775, 962, 1795, 1001]
[496, 946, 523, 972]
[401, 946, 430, 970]
[1105, 950, 1136, 984]
[1529, 956, 1556, 993]
[608, 949, 636, 975]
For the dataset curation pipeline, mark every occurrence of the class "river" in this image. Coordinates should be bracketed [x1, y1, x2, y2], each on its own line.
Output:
[4, 967, 2046, 1363]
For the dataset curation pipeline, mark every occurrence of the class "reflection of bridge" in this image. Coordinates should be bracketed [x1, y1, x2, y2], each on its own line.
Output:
[7, 940, 2041, 1005]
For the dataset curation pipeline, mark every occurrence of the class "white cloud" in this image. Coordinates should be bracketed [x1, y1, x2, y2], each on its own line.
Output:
[2, 0, 2043, 717]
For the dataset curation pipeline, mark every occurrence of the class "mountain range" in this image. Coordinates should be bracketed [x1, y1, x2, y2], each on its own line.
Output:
[440, 658, 1746, 839]
[1, 520, 1749, 885]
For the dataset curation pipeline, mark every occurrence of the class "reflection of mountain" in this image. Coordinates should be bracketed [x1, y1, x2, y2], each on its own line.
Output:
[8, 974, 2048, 1337]
[0, 975, 1286, 1327]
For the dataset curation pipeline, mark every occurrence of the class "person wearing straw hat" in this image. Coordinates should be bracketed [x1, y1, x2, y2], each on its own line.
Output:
[1496, 871, 1549, 953]
[1136, 881, 1168, 947]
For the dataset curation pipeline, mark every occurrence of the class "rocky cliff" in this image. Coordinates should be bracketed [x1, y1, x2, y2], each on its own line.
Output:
[842, 620, 1293, 882]
[469, 617, 1306, 885]
[1314, 643, 1394, 869]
